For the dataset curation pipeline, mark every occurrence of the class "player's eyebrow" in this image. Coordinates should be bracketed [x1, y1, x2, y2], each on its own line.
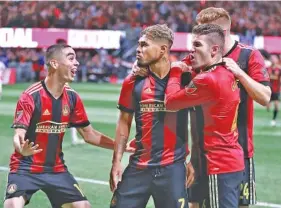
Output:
[66, 52, 75, 57]
[193, 40, 202, 46]
[138, 40, 148, 45]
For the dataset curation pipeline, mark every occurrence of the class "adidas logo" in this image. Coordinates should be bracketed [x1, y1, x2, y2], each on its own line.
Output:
[144, 88, 152, 93]
[43, 109, 51, 116]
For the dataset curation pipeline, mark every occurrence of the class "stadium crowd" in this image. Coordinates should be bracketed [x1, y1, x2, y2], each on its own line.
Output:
[1, 1, 281, 36]
[1, 1, 281, 83]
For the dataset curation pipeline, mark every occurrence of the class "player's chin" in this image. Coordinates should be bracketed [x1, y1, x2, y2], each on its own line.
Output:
[67, 76, 75, 83]
[137, 60, 148, 68]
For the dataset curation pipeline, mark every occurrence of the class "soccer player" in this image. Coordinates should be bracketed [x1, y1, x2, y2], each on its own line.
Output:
[267, 54, 281, 126]
[165, 23, 244, 208]
[184, 7, 271, 208]
[4, 44, 120, 208]
[109, 24, 193, 208]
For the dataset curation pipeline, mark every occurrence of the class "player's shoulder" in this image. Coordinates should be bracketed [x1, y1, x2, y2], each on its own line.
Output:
[24, 81, 43, 96]
[237, 42, 261, 57]
[122, 73, 139, 86]
[64, 83, 81, 100]
[193, 71, 213, 85]
[64, 83, 77, 93]
[237, 42, 256, 51]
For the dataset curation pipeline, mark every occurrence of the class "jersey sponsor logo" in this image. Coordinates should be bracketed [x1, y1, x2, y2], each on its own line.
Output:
[7, 184, 17, 194]
[43, 109, 51, 116]
[139, 99, 176, 112]
[35, 121, 68, 133]
[185, 81, 197, 94]
[62, 104, 70, 116]
[140, 99, 166, 112]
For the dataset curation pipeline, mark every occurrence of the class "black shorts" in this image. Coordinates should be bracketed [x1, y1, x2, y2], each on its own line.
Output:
[270, 92, 280, 101]
[4, 171, 87, 208]
[188, 155, 243, 208]
[110, 162, 188, 208]
[239, 158, 256, 206]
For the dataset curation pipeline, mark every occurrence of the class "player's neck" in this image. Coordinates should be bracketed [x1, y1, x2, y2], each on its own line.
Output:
[44, 75, 65, 99]
[224, 35, 236, 56]
[208, 57, 223, 69]
[149, 56, 170, 79]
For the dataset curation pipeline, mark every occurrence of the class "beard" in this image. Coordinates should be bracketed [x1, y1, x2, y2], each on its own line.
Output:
[137, 54, 163, 68]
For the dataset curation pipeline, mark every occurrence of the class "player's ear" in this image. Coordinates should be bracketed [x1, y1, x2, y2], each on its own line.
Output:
[49, 59, 58, 70]
[211, 45, 220, 57]
[160, 44, 168, 55]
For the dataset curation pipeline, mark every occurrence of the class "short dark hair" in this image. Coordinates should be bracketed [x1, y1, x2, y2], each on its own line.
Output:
[46, 44, 71, 64]
[140, 24, 174, 49]
[192, 24, 225, 53]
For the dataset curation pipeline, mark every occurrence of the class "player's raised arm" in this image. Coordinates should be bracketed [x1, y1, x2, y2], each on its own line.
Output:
[165, 74, 214, 110]
[224, 50, 271, 106]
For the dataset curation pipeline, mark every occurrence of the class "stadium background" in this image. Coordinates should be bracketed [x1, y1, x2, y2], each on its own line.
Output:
[0, 1, 280, 208]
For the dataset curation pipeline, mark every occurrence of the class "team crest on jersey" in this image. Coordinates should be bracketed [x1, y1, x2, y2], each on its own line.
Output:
[7, 184, 17, 194]
[185, 81, 197, 94]
[110, 195, 117, 206]
[232, 80, 239, 91]
[62, 105, 70, 116]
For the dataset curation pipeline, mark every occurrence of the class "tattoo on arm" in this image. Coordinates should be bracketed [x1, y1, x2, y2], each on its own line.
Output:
[117, 134, 128, 153]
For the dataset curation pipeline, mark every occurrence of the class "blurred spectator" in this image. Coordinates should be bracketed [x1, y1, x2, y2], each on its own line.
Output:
[1, 1, 281, 36]
[1, 1, 281, 84]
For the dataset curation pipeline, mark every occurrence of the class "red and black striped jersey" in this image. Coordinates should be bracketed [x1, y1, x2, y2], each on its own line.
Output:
[224, 41, 270, 158]
[10, 80, 90, 173]
[166, 63, 244, 175]
[118, 70, 189, 169]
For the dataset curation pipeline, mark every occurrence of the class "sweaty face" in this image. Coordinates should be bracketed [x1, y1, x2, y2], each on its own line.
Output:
[136, 35, 162, 67]
[56, 47, 79, 83]
[190, 35, 213, 70]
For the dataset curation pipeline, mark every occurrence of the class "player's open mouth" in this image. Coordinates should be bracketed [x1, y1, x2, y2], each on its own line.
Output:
[71, 70, 76, 76]
[189, 54, 195, 62]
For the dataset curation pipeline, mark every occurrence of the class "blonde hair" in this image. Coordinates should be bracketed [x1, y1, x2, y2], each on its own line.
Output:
[140, 24, 174, 49]
[196, 7, 231, 24]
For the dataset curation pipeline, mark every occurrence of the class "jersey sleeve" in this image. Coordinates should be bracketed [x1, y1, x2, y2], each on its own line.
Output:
[166, 66, 183, 95]
[11, 93, 35, 130]
[69, 93, 90, 128]
[248, 49, 270, 85]
[165, 73, 214, 110]
[117, 74, 135, 113]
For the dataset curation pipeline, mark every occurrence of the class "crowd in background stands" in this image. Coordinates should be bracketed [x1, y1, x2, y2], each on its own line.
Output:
[0, 47, 185, 83]
[1, 1, 281, 83]
[1, 1, 281, 36]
